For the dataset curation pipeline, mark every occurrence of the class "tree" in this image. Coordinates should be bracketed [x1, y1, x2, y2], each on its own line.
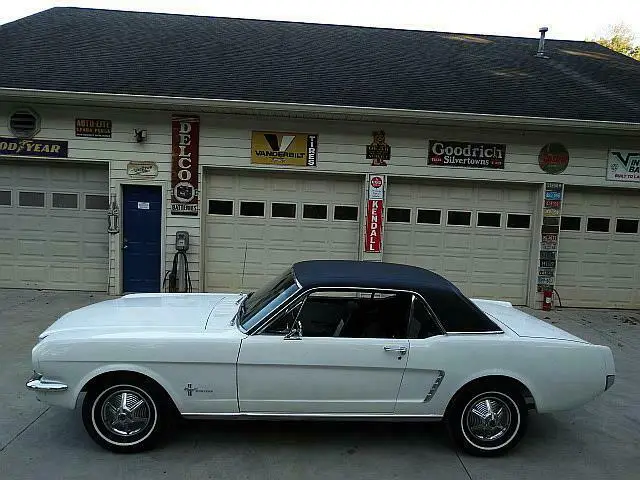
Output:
[593, 23, 640, 61]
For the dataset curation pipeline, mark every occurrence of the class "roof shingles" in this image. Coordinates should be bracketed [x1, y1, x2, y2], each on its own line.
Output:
[1, 7, 639, 123]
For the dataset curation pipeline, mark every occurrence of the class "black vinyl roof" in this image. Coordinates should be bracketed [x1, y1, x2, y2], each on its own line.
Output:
[1, 7, 640, 123]
[292, 260, 458, 294]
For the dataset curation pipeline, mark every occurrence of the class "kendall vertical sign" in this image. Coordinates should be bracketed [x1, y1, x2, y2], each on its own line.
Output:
[171, 115, 200, 216]
[365, 174, 385, 253]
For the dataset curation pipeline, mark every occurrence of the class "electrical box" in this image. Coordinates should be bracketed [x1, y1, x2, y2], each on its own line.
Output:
[175, 231, 190, 251]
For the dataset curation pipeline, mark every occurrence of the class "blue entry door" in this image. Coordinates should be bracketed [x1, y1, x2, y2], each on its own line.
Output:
[122, 185, 162, 293]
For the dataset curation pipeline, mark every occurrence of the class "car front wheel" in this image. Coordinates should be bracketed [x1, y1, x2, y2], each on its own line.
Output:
[82, 377, 168, 453]
[448, 386, 527, 456]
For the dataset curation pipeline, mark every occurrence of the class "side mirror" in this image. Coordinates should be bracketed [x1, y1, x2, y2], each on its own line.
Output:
[284, 319, 302, 340]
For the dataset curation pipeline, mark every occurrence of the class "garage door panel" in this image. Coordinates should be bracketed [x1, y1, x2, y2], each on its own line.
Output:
[0, 162, 108, 291]
[205, 172, 360, 291]
[385, 180, 535, 304]
[557, 188, 640, 307]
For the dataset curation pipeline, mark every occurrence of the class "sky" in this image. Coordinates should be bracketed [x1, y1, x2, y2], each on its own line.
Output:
[0, 0, 639, 41]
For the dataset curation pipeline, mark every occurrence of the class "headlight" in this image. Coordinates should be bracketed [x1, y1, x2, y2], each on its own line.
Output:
[605, 374, 615, 390]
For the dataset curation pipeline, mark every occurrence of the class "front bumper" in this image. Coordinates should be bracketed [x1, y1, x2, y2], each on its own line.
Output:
[26, 371, 68, 392]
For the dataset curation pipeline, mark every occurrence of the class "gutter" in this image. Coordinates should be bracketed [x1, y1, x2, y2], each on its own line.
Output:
[1, 87, 640, 133]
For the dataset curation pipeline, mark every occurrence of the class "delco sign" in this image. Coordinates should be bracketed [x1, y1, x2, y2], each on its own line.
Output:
[607, 149, 640, 183]
[171, 116, 200, 216]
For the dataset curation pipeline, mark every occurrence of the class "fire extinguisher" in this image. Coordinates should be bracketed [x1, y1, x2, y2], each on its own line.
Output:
[542, 289, 553, 311]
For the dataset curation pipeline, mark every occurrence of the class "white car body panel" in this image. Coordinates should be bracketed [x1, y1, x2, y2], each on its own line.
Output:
[30, 293, 615, 420]
[237, 336, 409, 414]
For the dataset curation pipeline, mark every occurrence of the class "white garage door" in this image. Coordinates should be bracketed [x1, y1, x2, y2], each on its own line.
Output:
[556, 187, 640, 308]
[383, 179, 536, 304]
[0, 161, 109, 291]
[204, 171, 362, 291]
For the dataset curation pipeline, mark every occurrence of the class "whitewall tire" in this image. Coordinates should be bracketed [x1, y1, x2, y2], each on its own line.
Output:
[82, 377, 169, 453]
[448, 386, 527, 456]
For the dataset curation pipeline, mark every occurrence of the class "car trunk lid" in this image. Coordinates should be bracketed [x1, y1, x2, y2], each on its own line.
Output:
[471, 298, 589, 343]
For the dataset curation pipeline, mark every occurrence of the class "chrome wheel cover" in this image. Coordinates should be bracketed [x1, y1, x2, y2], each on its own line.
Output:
[464, 395, 512, 442]
[100, 389, 152, 437]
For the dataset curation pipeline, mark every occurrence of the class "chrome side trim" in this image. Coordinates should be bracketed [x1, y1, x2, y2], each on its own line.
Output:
[424, 371, 445, 402]
[180, 412, 443, 422]
[26, 372, 68, 392]
[446, 331, 505, 335]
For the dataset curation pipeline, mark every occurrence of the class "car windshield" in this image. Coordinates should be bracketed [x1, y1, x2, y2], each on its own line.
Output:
[239, 268, 300, 331]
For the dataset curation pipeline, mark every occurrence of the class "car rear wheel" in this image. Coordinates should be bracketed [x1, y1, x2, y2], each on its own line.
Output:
[82, 377, 169, 453]
[448, 385, 527, 456]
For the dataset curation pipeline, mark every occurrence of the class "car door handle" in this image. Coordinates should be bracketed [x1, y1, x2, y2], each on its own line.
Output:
[384, 345, 408, 355]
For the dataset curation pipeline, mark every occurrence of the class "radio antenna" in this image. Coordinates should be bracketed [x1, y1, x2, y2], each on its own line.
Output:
[241, 242, 248, 289]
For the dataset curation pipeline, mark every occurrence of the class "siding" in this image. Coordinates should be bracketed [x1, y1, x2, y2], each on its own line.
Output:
[0, 101, 638, 295]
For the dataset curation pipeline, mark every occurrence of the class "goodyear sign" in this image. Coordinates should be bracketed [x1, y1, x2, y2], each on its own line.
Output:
[0, 137, 68, 158]
[251, 131, 317, 166]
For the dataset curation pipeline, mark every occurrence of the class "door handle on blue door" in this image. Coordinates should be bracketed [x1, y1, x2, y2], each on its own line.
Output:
[123, 238, 128, 250]
[384, 346, 407, 355]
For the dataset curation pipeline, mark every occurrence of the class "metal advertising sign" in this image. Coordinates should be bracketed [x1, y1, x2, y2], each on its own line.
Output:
[171, 115, 200, 216]
[607, 149, 640, 183]
[365, 174, 385, 253]
[428, 140, 506, 169]
[251, 131, 318, 166]
[0, 137, 68, 158]
[366, 130, 391, 166]
[127, 162, 158, 178]
[537, 182, 564, 293]
[539, 143, 569, 174]
[75, 119, 112, 138]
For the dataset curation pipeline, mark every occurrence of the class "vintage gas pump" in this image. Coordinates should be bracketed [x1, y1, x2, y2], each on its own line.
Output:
[163, 231, 192, 293]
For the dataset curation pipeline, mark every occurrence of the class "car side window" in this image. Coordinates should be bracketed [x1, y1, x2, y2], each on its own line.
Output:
[285, 290, 412, 339]
[424, 291, 501, 332]
[262, 302, 303, 335]
[407, 297, 442, 339]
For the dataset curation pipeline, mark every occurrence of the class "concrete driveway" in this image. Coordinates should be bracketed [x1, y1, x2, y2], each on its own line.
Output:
[1, 289, 638, 480]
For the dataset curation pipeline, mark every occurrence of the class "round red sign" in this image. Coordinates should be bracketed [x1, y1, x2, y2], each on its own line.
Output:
[370, 176, 383, 188]
[539, 143, 569, 174]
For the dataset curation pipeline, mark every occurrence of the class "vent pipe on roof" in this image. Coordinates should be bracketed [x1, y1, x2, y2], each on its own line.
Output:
[536, 26, 549, 58]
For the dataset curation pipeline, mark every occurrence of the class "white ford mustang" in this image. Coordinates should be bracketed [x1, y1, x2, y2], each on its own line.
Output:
[27, 260, 615, 456]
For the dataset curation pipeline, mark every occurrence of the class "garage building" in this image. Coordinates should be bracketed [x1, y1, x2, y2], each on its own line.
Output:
[1, 8, 639, 308]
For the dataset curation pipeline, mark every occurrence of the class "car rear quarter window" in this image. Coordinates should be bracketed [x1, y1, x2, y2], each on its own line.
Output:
[424, 291, 500, 333]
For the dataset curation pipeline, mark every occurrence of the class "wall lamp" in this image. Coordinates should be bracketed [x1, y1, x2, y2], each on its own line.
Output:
[134, 129, 148, 142]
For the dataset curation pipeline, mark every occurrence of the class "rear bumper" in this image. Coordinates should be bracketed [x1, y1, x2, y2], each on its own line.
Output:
[26, 371, 68, 392]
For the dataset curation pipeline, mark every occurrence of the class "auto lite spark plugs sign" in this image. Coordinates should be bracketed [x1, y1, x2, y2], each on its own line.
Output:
[365, 175, 385, 252]
[171, 115, 200, 216]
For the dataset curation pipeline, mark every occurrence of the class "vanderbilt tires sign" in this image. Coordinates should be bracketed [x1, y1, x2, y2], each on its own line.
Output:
[251, 131, 318, 166]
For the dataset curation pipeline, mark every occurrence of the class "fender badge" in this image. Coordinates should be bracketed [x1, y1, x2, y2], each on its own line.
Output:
[184, 383, 214, 396]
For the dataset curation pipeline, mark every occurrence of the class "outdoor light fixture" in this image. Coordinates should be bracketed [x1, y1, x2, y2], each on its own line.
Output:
[134, 129, 148, 142]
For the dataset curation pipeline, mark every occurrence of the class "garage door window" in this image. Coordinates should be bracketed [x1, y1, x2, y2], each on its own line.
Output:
[208, 199, 233, 215]
[447, 211, 471, 226]
[506, 213, 530, 229]
[0, 191, 10, 206]
[271, 203, 296, 218]
[52, 193, 78, 209]
[240, 201, 265, 217]
[85, 194, 109, 210]
[560, 216, 581, 231]
[19, 191, 45, 207]
[615, 218, 639, 234]
[334, 205, 358, 221]
[303, 204, 328, 220]
[387, 207, 411, 223]
[417, 209, 441, 225]
[586, 217, 610, 233]
[477, 212, 501, 228]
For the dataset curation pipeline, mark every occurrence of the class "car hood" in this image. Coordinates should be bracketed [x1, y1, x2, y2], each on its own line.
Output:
[471, 299, 589, 344]
[39, 293, 242, 339]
